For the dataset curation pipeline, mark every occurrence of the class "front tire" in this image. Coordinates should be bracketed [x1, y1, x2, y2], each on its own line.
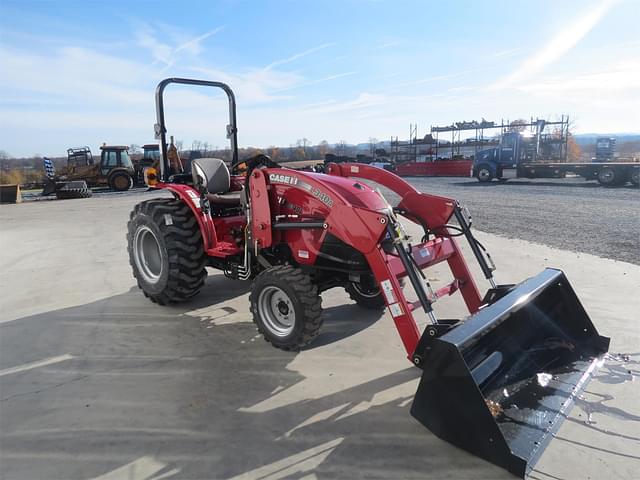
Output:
[250, 266, 322, 350]
[127, 198, 207, 305]
[630, 168, 639, 187]
[476, 165, 493, 183]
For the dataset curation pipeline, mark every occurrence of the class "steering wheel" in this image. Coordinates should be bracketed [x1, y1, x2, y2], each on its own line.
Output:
[231, 154, 279, 174]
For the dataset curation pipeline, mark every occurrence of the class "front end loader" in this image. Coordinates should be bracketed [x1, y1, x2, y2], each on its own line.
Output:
[127, 78, 609, 478]
[42, 157, 93, 199]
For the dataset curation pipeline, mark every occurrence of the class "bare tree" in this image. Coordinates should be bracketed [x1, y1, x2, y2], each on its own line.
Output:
[268, 146, 280, 161]
[318, 140, 330, 157]
[508, 119, 528, 132]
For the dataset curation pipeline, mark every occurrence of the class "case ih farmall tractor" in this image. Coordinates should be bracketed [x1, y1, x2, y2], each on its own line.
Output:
[127, 78, 609, 478]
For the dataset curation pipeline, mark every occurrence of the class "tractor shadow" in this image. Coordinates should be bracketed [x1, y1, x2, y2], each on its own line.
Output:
[0, 286, 504, 480]
[2, 287, 637, 480]
[308, 303, 384, 349]
[183, 272, 383, 350]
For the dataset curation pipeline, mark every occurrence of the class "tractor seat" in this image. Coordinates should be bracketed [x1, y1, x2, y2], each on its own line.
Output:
[191, 158, 242, 206]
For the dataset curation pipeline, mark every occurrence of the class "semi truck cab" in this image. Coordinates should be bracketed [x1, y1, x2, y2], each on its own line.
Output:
[472, 132, 523, 182]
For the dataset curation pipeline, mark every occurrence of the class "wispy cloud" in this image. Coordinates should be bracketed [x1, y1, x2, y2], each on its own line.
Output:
[492, 0, 618, 88]
[378, 40, 401, 49]
[187, 65, 301, 103]
[173, 27, 224, 56]
[519, 60, 640, 96]
[388, 66, 492, 89]
[492, 47, 521, 58]
[136, 24, 224, 69]
[274, 71, 357, 93]
[265, 43, 335, 69]
[302, 92, 389, 114]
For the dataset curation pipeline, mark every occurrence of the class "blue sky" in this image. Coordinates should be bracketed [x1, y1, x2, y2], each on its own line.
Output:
[1, 0, 638, 157]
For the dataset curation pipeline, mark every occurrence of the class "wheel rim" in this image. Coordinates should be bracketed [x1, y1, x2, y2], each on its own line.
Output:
[478, 168, 491, 180]
[133, 226, 163, 284]
[600, 170, 614, 183]
[351, 281, 381, 298]
[114, 175, 129, 190]
[632, 171, 639, 184]
[258, 286, 295, 337]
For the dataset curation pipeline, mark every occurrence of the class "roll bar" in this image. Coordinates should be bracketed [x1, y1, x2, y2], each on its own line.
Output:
[154, 78, 239, 181]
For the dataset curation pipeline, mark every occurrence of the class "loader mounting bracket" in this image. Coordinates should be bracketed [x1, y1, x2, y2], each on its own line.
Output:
[411, 319, 460, 368]
[481, 284, 515, 306]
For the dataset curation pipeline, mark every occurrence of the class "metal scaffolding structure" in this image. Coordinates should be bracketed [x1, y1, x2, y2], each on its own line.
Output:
[391, 116, 570, 163]
[390, 123, 418, 164]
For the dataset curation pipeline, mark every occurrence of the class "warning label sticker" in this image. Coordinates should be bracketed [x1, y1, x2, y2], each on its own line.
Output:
[380, 279, 396, 304]
[350, 165, 360, 173]
[388, 303, 403, 318]
[419, 248, 430, 258]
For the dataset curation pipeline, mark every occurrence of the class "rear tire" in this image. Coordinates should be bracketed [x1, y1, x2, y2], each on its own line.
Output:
[127, 198, 207, 305]
[250, 266, 322, 351]
[597, 167, 621, 186]
[110, 171, 133, 191]
[476, 165, 493, 183]
[630, 168, 639, 187]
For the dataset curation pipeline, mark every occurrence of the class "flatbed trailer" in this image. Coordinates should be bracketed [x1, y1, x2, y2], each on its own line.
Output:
[497, 161, 639, 186]
[472, 131, 639, 186]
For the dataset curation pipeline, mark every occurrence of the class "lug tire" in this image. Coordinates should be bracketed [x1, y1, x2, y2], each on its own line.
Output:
[127, 198, 207, 305]
[110, 172, 134, 191]
[346, 279, 385, 309]
[250, 265, 322, 351]
[55, 187, 92, 199]
[630, 168, 639, 187]
[476, 165, 493, 183]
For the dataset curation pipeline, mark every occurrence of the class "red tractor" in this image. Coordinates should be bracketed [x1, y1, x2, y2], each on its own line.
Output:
[127, 78, 609, 478]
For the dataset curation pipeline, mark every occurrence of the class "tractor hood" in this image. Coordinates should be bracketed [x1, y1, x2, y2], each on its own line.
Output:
[305, 172, 390, 211]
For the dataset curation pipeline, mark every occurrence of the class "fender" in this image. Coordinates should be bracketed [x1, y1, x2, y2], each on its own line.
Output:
[154, 183, 217, 250]
[473, 149, 498, 174]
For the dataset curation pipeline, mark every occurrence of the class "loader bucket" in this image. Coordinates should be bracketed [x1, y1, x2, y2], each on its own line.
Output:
[410, 268, 609, 478]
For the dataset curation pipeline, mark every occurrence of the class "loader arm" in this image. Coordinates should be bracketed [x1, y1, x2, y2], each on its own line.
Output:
[327, 163, 485, 318]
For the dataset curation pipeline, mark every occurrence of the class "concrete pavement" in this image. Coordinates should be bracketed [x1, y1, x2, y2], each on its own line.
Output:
[0, 191, 638, 480]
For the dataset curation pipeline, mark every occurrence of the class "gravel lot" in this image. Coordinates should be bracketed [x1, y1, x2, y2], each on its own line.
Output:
[401, 176, 640, 265]
[21, 175, 640, 264]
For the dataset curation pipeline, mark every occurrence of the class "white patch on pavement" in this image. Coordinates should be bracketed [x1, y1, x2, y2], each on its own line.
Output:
[281, 403, 350, 438]
[227, 438, 343, 480]
[89, 455, 179, 480]
[0, 353, 74, 377]
[334, 379, 416, 421]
